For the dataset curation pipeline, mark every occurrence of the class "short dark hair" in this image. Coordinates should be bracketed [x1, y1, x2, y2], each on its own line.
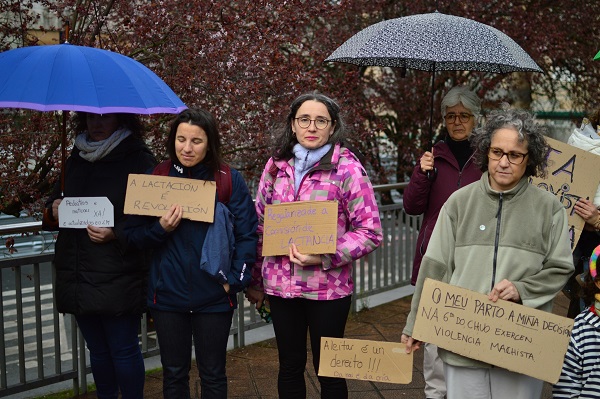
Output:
[73, 112, 144, 138]
[470, 106, 550, 179]
[166, 108, 224, 172]
[580, 269, 600, 307]
[272, 91, 346, 160]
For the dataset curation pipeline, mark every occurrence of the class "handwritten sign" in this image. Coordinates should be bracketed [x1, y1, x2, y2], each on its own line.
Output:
[58, 197, 114, 228]
[262, 201, 338, 256]
[413, 279, 573, 384]
[123, 174, 216, 222]
[318, 337, 413, 384]
[530, 136, 600, 250]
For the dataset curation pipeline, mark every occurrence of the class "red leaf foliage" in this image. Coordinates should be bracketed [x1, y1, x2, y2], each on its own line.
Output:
[1, 0, 599, 213]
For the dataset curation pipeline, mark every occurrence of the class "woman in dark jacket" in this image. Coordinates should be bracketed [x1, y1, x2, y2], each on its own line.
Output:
[125, 108, 258, 399]
[43, 112, 156, 399]
[402, 85, 482, 399]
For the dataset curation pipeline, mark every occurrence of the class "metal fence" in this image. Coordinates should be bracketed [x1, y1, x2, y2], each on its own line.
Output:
[0, 184, 418, 397]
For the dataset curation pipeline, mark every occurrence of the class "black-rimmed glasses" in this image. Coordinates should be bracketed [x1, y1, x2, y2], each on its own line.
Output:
[295, 117, 331, 130]
[444, 113, 473, 124]
[488, 147, 529, 165]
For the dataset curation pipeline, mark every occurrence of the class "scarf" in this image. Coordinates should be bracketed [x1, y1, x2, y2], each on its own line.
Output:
[292, 143, 332, 195]
[75, 128, 132, 162]
[446, 135, 473, 170]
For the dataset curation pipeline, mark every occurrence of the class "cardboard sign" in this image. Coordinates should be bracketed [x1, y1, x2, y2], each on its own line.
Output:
[123, 174, 216, 222]
[530, 136, 600, 250]
[58, 197, 114, 228]
[262, 201, 338, 256]
[318, 337, 413, 384]
[413, 279, 573, 384]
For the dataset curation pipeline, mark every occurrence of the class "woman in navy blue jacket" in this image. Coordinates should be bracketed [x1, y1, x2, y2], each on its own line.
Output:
[125, 108, 258, 399]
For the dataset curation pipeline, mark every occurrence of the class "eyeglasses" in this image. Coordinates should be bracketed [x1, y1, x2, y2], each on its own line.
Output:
[488, 147, 529, 165]
[444, 113, 474, 124]
[295, 117, 331, 130]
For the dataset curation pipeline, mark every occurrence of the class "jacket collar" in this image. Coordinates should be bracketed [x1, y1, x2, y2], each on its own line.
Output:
[171, 159, 211, 179]
[274, 142, 342, 175]
[482, 171, 530, 200]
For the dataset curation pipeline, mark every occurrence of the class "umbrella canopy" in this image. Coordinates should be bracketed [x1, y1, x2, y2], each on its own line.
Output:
[594, 50, 600, 60]
[325, 11, 542, 73]
[0, 43, 187, 114]
[324, 11, 542, 148]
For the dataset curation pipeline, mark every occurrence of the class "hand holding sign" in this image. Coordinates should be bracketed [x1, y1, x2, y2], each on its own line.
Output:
[288, 243, 323, 266]
[86, 225, 116, 243]
[159, 204, 183, 232]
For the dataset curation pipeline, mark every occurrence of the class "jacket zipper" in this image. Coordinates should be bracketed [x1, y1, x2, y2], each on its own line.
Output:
[491, 193, 504, 290]
[286, 151, 336, 288]
[289, 150, 312, 280]
[456, 153, 475, 188]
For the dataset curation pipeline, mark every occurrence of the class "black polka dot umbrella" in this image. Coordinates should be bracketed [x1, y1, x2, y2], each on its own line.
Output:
[325, 11, 543, 144]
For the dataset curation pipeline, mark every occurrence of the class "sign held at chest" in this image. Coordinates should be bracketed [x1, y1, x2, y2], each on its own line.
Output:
[262, 200, 338, 256]
[124, 174, 216, 222]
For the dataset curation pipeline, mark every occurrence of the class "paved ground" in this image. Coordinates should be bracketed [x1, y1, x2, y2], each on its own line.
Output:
[71, 292, 569, 398]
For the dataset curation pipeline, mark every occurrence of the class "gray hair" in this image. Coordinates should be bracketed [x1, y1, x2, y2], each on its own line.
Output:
[470, 106, 549, 178]
[440, 86, 482, 118]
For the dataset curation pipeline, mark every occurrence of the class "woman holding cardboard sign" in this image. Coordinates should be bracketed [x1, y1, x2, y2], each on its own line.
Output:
[42, 112, 156, 399]
[401, 107, 573, 399]
[245, 92, 382, 398]
[125, 108, 257, 399]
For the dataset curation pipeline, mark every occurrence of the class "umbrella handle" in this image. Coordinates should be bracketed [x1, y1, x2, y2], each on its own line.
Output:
[426, 167, 438, 182]
[60, 112, 66, 196]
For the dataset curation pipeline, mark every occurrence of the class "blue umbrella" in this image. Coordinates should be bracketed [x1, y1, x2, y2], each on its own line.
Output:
[0, 43, 187, 114]
[0, 43, 187, 195]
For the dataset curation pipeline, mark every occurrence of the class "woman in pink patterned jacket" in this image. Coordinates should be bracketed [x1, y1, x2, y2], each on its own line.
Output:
[246, 92, 382, 399]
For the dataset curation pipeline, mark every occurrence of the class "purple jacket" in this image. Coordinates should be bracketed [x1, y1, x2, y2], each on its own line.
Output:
[403, 140, 481, 284]
[251, 142, 382, 300]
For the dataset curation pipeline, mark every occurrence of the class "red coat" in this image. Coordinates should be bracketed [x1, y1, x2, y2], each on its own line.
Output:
[403, 140, 482, 284]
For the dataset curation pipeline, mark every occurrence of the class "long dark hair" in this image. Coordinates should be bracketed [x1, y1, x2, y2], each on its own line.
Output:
[166, 108, 224, 172]
[271, 91, 346, 160]
[73, 112, 144, 138]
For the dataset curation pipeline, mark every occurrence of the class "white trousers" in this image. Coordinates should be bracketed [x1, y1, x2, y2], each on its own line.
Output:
[444, 363, 543, 399]
[424, 343, 446, 399]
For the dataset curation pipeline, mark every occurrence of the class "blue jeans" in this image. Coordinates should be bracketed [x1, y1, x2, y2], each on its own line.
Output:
[75, 314, 145, 399]
[268, 295, 352, 399]
[151, 309, 233, 399]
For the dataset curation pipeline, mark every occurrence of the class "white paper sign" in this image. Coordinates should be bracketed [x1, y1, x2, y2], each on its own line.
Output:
[58, 197, 114, 229]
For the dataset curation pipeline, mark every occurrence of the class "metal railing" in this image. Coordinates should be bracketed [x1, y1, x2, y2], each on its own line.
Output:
[0, 183, 417, 397]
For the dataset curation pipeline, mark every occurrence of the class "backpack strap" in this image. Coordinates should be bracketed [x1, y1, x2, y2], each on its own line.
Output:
[152, 160, 172, 176]
[153, 159, 232, 204]
[214, 164, 232, 205]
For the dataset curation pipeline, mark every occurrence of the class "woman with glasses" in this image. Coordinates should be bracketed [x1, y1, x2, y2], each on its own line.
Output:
[401, 107, 573, 399]
[245, 91, 382, 398]
[403, 85, 482, 399]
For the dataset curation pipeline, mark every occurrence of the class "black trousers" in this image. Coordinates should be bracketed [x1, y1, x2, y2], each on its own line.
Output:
[268, 294, 352, 399]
